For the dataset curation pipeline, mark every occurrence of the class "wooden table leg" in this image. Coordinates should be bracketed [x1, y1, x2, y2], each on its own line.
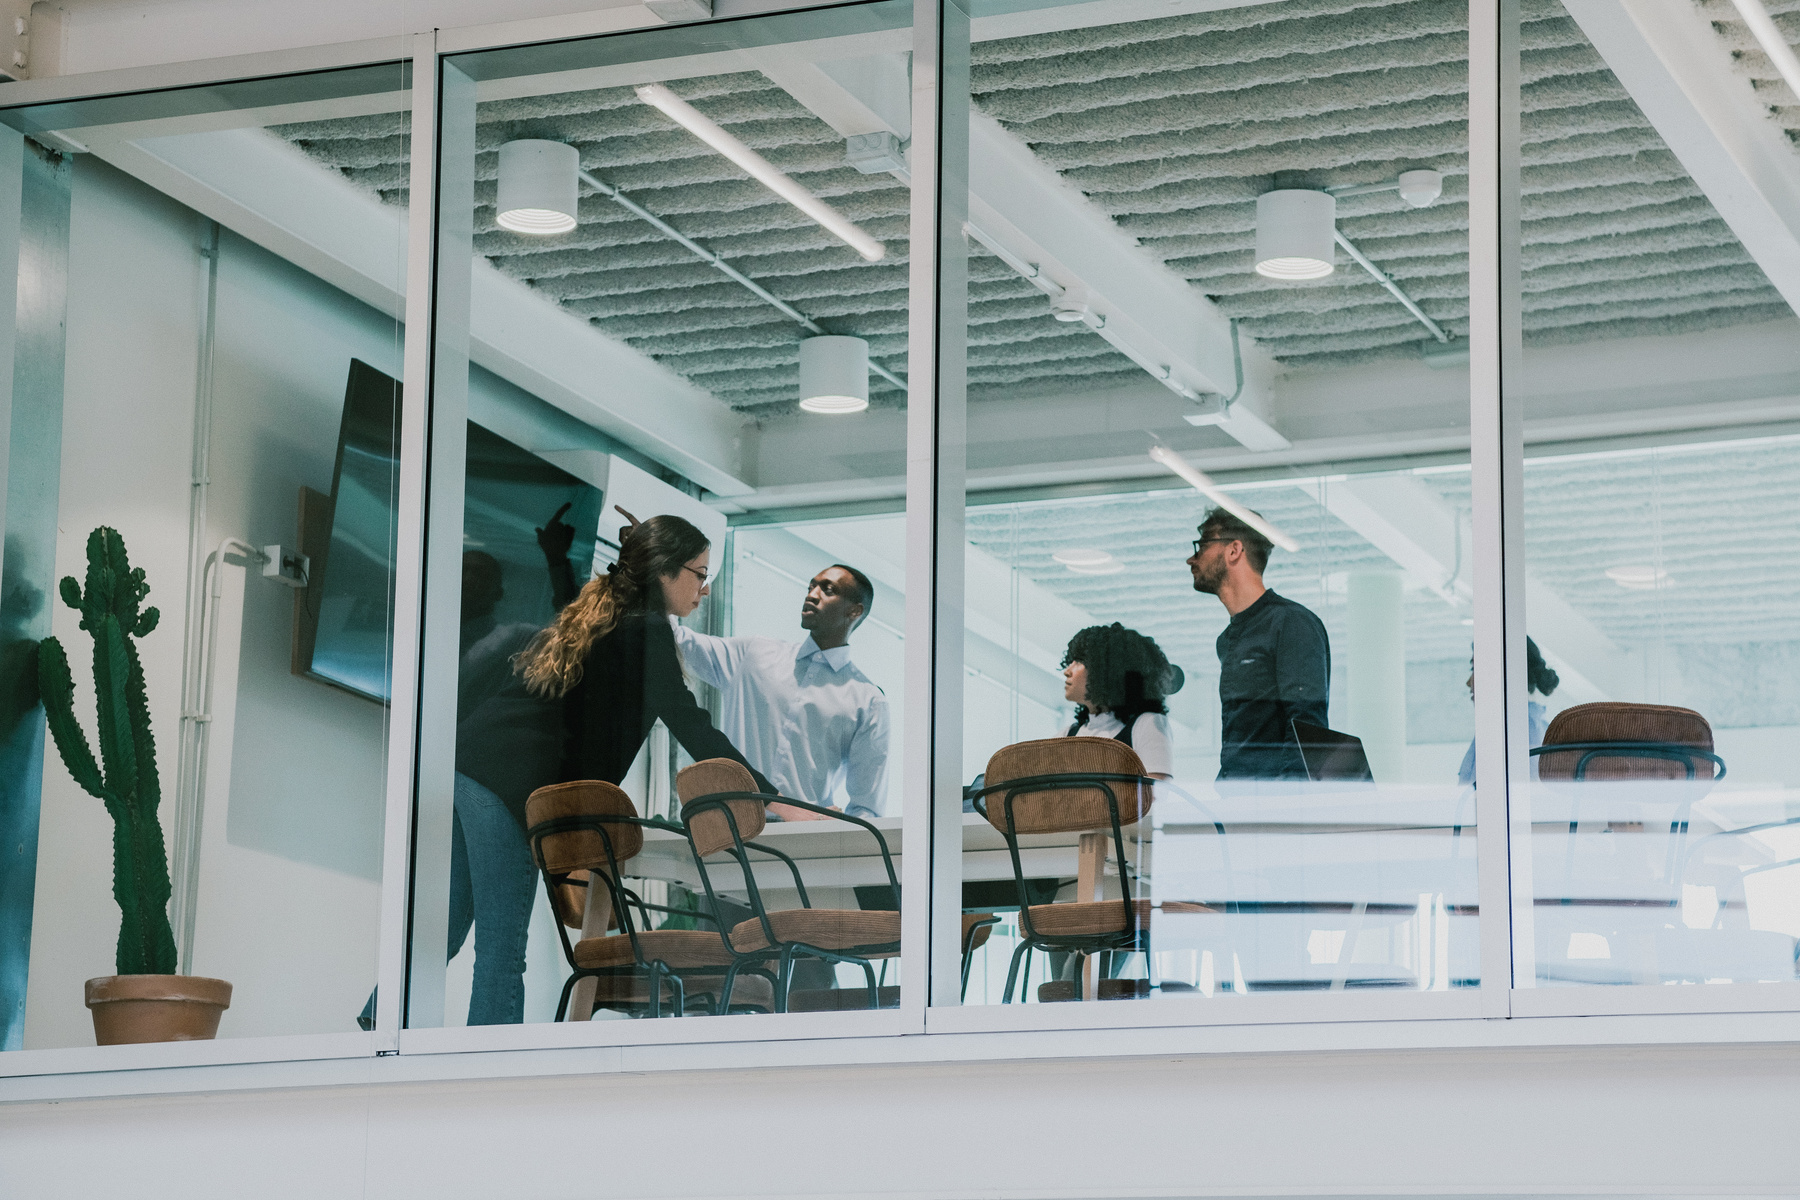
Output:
[1077, 832, 1105, 1001]
[568, 871, 615, 1021]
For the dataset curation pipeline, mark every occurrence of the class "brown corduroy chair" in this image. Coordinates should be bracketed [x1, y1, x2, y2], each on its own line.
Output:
[1530, 702, 1726, 882]
[970, 737, 1155, 1002]
[526, 780, 773, 1019]
[677, 759, 902, 1013]
[1532, 702, 1724, 785]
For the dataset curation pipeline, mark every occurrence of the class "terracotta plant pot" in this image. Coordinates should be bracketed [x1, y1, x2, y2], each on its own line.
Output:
[84, 974, 232, 1045]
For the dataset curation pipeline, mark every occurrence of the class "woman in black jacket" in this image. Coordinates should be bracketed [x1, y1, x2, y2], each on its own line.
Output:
[517, 512, 774, 795]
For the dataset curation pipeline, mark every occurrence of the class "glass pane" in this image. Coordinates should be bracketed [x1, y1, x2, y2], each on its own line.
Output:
[952, 0, 1479, 1006]
[1512, 0, 1800, 990]
[1, 61, 411, 1049]
[412, 1, 914, 1027]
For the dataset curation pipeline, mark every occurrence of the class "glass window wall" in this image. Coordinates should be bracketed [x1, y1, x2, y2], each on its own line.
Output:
[1510, 0, 1800, 995]
[943, 0, 1482, 1010]
[0, 62, 412, 1049]
[408, 2, 918, 1030]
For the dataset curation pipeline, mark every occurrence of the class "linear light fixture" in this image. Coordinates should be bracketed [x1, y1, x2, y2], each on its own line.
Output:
[1148, 444, 1300, 552]
[636, 83, 886, 262]
[1729, 0, 1800, 101]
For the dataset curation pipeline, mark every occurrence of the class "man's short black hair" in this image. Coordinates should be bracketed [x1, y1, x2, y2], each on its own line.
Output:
[1199, 507, 1274, 573]
[828, 563, 875, 627]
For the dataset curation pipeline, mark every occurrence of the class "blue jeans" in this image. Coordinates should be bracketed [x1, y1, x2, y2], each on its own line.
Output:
[357, 773, 537, 1028]
[447, 772, 538, 1025]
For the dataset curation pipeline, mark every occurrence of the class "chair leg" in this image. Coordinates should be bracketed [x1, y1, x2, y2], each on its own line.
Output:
[775, 946, 796, 1014]
[1002, 939, 1031, 1004]
[666, 970, 686, 1018]
[861, 959, 879, 1010]
[554, 972, 581, 1023]
[717, 961, 743, 1017]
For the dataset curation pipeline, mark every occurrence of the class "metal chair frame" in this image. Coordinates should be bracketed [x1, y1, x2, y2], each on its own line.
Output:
[679, 790, 902, 1013]
[527, 812, 775, 1020]
[971, 769, 1153, 1002]
[1531, 739, 1728, 884]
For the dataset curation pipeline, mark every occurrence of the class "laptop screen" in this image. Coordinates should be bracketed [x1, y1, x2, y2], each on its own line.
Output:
[1291, 720, 1376, 784]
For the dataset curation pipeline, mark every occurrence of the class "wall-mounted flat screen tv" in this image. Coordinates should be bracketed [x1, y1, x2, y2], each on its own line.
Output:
[297, 359, 602, 703]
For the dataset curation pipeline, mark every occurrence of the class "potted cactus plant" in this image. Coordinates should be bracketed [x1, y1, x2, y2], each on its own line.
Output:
[37, 527, 230, 1044]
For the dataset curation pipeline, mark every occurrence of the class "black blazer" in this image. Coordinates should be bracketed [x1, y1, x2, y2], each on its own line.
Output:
[562, 611, 774, 795]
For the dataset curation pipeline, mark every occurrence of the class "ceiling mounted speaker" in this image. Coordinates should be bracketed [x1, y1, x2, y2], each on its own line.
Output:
[1397, 168, 1444, 208]
[1254, 189, 1336, 280]
[496, 140, 579, 235]
[798, 336, 870, 414]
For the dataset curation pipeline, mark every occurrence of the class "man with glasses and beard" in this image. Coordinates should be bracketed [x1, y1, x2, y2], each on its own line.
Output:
[1186, 507, 1330, 782]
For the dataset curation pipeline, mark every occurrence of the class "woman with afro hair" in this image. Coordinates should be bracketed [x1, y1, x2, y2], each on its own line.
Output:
[1060, 622, 1181, 780]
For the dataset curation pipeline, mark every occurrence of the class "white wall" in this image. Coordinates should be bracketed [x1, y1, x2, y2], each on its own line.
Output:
[24, 156, 407, 1047]
[3, 1041, 1799, 1197]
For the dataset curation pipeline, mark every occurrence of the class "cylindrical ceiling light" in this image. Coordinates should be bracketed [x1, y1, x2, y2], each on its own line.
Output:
[1254, 189, 1336, 280]
[798, 335, 870, 414]
[496, 139, 579, 235]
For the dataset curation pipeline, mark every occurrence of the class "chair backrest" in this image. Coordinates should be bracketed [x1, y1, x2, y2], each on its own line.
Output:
[550, 871, 590, 929]
[980, 737, 1152, 834]
[1538, 702, 1716, 782]
[525, 780, 643, 876]
[678, 758, 766, 857]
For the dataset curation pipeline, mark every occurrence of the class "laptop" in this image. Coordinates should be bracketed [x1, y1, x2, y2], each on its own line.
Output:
[1291, 719, 1376, 784]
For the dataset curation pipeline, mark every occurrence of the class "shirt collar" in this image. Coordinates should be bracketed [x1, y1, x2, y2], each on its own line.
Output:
[798, 636, 854, 671]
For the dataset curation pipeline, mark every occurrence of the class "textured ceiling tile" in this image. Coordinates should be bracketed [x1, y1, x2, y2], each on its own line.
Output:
[275, 0, 1792, 414]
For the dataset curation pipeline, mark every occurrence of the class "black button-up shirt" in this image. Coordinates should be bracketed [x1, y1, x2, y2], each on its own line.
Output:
[1215, 590, 1331, 780]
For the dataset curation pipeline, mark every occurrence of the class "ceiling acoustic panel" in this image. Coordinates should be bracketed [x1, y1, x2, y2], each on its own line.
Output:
[276, 0, 1791, 414]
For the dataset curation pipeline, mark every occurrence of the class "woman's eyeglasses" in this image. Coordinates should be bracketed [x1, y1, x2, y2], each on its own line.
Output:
[681, 564, 709, 585]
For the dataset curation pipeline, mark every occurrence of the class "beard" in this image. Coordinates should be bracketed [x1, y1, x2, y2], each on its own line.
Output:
[1191, 559, 1226, 594]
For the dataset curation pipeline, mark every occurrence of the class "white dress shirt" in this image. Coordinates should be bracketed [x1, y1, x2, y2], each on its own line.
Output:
[1068, 711, 1174, 778]
[673, 622, 891, 817]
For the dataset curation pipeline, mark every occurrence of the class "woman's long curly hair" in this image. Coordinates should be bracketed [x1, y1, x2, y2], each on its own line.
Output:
[515, 514, 709, 699]
[1062, 623, 1176, 726]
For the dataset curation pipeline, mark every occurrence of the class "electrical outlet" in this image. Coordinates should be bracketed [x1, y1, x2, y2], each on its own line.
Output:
[261, 545, 310, 589]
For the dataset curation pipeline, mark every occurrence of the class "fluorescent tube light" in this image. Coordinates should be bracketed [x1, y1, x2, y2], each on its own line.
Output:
[636, 83, 886, 262]
[1729, 0, 1800, 103]
[1149, 444, 1300, 552]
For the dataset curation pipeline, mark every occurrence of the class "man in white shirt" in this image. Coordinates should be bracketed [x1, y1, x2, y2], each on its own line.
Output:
[673, 564, 890, 819]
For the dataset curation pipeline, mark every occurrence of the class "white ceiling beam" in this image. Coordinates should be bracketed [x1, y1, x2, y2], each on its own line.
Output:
[1567, 0, 1800, 313]
[751, 52, 1292, 453]
[80, 125, 755, 496]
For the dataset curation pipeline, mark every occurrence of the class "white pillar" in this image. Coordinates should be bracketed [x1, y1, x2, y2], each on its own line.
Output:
[1346, 571, 1406, 784]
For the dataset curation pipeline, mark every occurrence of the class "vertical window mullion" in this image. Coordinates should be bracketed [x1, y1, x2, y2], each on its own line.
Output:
[1468, 0, 1525, 1012]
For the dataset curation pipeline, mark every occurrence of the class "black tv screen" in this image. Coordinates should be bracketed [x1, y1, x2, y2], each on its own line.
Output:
[300, 359, 602, 703]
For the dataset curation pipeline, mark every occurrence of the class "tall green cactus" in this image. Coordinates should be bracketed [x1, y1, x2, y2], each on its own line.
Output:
[36, 528, 173, 976]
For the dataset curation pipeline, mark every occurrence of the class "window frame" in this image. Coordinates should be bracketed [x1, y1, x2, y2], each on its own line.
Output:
[1, 0, 1798, 1092]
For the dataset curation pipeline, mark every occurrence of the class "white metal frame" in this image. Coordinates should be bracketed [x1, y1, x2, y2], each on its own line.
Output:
[1, 0, 1798, 1092]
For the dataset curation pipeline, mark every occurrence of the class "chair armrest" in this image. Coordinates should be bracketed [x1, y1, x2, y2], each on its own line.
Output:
[747, 793, 902, 900]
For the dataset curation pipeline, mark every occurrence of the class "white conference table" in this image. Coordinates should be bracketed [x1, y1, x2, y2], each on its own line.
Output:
[627, 783, 1486, 910]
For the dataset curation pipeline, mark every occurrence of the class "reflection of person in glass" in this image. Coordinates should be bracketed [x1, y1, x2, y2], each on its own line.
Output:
[1060, 623, 1177, 781]
[516, 512, 774, 795]
[1457, 636, 1558, 785]
[1187, 506, 1329, 780]
[361, 507, 579, 1029]
[673, 565, 889, 819]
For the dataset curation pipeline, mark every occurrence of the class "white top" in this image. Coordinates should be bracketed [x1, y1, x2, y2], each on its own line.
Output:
[673, 622, 891, 817]
[1068, 710, 1174, 778]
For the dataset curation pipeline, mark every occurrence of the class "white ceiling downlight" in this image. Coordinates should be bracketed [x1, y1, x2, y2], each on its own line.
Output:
[496, 140, 578, 235]
[1254, 189, 1336, 280]
[798, 335, 870, 414]
[1052, 548, 1112, 566]
[1605, 565, 1671, 590]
